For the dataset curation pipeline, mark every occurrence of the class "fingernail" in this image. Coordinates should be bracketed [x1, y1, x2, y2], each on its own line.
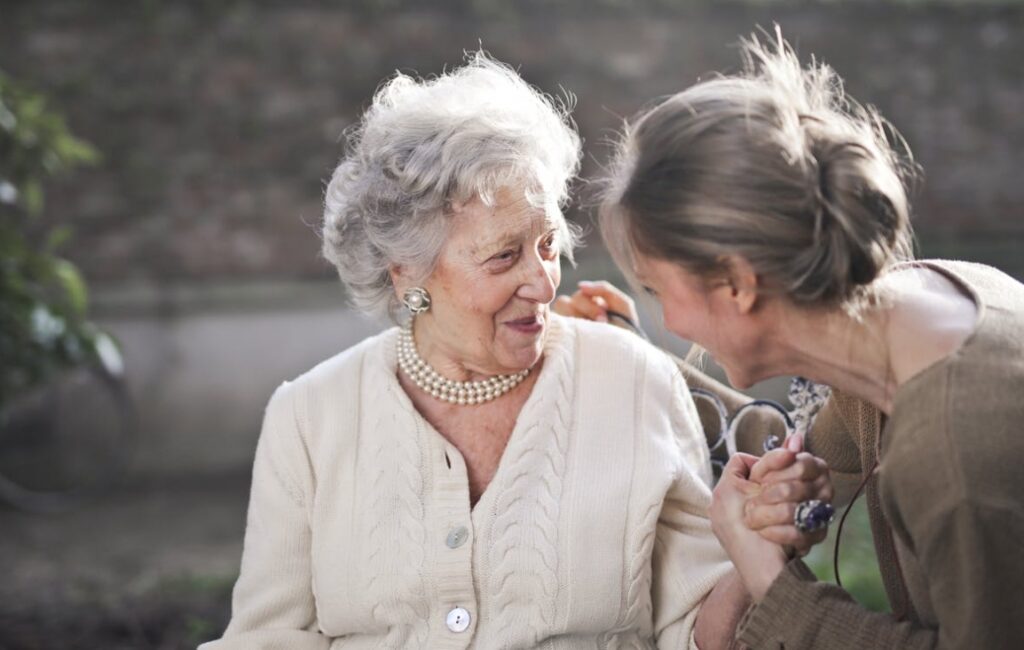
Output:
[785, 433, 803, 453]
[596, 312, 608, 323]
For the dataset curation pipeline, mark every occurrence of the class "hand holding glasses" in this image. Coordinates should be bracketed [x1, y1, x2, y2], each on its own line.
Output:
[694, 385, 834, 557]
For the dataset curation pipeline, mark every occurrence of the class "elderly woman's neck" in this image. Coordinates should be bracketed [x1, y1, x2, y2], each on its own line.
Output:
[412, 319, 529, 382]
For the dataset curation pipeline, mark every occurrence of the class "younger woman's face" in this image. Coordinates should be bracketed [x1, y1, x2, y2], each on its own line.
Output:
[633, 254, 765, 389]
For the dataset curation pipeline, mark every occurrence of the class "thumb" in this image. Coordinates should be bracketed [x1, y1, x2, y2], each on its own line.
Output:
[721, 454, 764, 497]
[723, 452, 758, 478]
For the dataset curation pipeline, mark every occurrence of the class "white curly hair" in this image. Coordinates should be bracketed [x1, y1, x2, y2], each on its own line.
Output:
[322, 52, 582, 320]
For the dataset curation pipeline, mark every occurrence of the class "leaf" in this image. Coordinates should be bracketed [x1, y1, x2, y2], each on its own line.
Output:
[53, 258, 87, 316]
[90, 330, 125, 378]
[22, 178, 43, 215]
[55, 134, 99, 166]
[46, 225, 72, 251]
[0, 69, 105, 412]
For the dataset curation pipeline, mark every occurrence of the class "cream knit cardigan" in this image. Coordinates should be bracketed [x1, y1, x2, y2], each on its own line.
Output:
[200, 315, 732, 650]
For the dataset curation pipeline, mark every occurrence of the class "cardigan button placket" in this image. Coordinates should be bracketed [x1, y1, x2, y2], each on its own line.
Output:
[430, 441, 479, 645]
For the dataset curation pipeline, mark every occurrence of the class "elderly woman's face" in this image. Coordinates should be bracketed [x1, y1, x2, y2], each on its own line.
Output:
[415, 187, 562, 376]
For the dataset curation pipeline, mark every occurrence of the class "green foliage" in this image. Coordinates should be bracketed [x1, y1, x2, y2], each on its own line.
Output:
[154, 573, 236, 645]
[0, 70, 121, 410]
[805, 494, 891, 613]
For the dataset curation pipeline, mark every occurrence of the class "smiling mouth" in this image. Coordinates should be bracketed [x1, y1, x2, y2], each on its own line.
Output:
[505, 314, 544, 333]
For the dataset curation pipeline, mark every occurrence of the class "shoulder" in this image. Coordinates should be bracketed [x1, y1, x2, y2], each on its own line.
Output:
[910, 259, 1024, 312]
[555, 315, 686, 411]
[262, 327, 397, 442]
[556, 315, 709, 479]
[279, 327, 397, 400]
[920, 259, 1021, 290]
[257, 328, 397, 468]
[559, 314, 680, 381]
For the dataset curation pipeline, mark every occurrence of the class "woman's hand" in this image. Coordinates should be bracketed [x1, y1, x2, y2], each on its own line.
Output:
[710, 437, 834, 602]
[554, 281, 639, 330]
[743, 436, 834, 557]
[710, 453, 790, 602]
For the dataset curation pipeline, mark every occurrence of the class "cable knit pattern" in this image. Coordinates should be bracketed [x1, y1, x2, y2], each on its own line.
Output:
[364, 379, 429, 647]
[616, 500, 661, 640]
[200, 315, 732, 650]
[620, 364, 658, 635]
[602, 363, 655, 650]
[488, 323, 575, 647]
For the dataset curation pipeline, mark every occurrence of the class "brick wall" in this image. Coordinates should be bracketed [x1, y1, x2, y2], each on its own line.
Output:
[4, 1, 1023, 283]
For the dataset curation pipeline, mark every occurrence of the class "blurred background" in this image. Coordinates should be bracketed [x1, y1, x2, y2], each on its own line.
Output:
[1, 0, 1020, 647]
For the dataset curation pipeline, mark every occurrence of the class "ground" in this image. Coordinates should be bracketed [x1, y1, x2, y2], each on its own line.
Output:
[0, 476, 248, 649]
[0, 470, 885, 649]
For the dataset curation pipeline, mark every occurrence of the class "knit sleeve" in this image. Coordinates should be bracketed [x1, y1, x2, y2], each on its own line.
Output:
[739, 510, 1024, 649]
[736, 559, 937, 649]
[199, 382, 330, 650]
[806, 392, 863, 475]
[651, 370, 734, 649]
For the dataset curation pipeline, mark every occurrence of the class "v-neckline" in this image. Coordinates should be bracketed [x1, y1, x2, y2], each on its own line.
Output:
[379, 316, 568, 517]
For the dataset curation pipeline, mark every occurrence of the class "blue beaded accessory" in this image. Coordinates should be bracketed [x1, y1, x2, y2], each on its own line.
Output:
[794, 499, 836, 533]
[787, 376, 832, 439]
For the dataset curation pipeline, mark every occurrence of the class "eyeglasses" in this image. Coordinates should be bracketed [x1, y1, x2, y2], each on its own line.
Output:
[689, 388, 794, 483]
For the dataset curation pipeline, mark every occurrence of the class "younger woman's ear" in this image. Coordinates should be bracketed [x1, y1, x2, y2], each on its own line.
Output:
[721, 255, 759, 314]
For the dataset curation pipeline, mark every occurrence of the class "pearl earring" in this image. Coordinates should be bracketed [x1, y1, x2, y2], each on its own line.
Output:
[402, 287, 431, 315]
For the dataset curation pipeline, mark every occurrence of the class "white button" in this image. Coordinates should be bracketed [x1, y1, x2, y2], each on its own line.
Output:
[446, 526, 469, 549]
[446, 606, 471, 633]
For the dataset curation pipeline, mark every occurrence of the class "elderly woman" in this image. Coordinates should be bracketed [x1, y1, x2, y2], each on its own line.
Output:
[199, 54, 763, 650]
[561, 32, 1024, 649]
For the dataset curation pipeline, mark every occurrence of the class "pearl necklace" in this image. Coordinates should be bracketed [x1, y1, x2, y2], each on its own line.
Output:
[397, 326, 530, 405]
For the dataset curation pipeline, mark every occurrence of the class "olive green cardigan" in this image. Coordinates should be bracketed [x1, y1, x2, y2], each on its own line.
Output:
[735, 260, 1024, 649]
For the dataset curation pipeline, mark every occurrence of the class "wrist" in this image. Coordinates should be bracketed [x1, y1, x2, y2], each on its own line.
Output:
[736, 552, 787, 603]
